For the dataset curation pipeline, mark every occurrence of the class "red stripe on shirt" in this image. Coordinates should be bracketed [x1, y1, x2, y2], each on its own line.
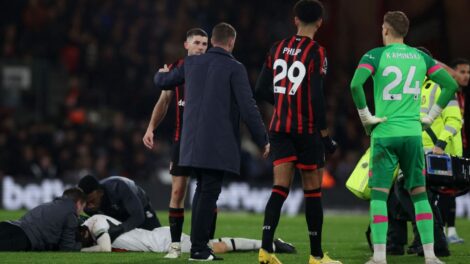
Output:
[300, 42, 315, 134]
[285, 38, 307, 133]
[427, 64, 442, 76]
[269, 39, 287, 131]
[358, 63, 374, 74]
[275, 37, 296, 132]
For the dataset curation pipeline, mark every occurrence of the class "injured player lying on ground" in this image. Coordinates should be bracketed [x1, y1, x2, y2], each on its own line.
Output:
[79, 214, 295, 254]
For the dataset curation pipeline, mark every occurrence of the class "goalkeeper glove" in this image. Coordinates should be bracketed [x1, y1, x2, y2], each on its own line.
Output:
[357, 107, 387, 135]
[421, 105, 442, 129]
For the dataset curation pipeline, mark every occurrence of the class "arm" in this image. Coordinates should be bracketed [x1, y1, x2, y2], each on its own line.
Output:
[422, 65, 459, 125]
[58, 213, 81, 251]
[350, 66, 386, 135]
[117, 183, 145, 233]
[309, 54, 336, 154]
[254, 64, 275, 105]
[81, 233, 112, 252]
[153, 64, 185, 89]
[434, 96, 462, 153]
[143, 91, 174, 149]
[231, 64, 269, 152]
[350, 67, 371, 109]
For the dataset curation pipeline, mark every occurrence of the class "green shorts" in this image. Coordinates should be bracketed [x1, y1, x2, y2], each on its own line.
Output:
[369, 136, 425, 191]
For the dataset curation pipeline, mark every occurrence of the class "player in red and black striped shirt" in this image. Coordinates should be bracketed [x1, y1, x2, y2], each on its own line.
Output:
[256, 1, 340, 264]
[143, 28, 208, 259]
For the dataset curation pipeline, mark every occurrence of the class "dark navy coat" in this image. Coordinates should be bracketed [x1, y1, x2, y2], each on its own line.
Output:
[154, 47, 268, 174]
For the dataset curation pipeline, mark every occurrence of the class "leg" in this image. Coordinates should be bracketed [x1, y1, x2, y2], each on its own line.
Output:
[368, 137, 398, 263]
[0, 222, 31, 251]
[437, 195, 450, 228]
[261, 162, 295, 252]
[445, 196, 463, 243]
[400, 137, 439, 261]
[168, 141, 191, 244]
[168, 175, 189, 243]
[301, 168, 323, 258]
[386, 188, 407, 255]
[209, 207, 218, 239]
[190, 168, 224, 258]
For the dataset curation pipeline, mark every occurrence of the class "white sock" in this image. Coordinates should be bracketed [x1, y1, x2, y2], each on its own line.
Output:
[216, 237, 261, 252]
[373, 244, 386, 261]
[423, 243, 436, 259]
[447, 227, 457, 237]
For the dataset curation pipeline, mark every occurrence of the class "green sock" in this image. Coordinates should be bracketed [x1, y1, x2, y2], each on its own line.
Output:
[411, 192, 434, 244]
[370, 190, 389, 244]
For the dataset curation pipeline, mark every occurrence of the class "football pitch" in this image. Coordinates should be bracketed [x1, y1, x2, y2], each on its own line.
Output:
[0, 210, 468, 263]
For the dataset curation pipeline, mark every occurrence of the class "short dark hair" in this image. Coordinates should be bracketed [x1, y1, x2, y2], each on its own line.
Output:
[186, 28, 208, 40]
[294, 0, 324, 24]
[78, 175, 101, 195]
[384, 11, 410, 37]
[450, 58, 470, 69]
[211, 22, 236, 45]
[62, 187, 87, 203]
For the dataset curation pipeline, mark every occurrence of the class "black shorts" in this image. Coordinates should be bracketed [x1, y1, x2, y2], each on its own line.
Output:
[170, 141, 191, 176]
[269, 131, 325, 170]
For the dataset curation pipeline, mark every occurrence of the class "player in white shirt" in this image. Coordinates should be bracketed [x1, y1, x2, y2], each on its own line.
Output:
[79, 214, 295, 254]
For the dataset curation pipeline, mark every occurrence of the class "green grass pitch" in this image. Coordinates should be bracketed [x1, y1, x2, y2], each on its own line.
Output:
[0, 210, 468, 263]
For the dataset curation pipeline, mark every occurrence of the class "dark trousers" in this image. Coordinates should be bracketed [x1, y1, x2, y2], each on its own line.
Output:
[0, 222, 31, 251]
[437, 195, 456, 227]
[190, 168, 224, 253]
[387, 182, 447, 249]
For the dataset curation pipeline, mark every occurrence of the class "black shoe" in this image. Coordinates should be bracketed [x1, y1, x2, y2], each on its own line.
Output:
[417, 247, 450, 257]
[273, 238, 296, 254]
[189, 251, 224, 261]
[407, 240, 421, 255]
[387, 244, 404, 255]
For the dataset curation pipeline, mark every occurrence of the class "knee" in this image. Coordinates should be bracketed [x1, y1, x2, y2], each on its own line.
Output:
[171, 188, 186, 202]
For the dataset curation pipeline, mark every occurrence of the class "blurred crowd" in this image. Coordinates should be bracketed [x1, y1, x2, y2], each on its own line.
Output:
[3, 0, 462, 185]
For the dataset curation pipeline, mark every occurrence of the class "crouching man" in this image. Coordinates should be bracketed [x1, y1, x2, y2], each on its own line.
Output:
[0, 187, 86, 251]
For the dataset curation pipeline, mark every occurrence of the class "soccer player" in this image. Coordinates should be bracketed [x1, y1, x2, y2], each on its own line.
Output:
[437, 58, 469, 244]
[255, 1, 339, 264]
[80, 214, 295, 254]
[142, 28, 210, 258]
[350, 11, 458, 264]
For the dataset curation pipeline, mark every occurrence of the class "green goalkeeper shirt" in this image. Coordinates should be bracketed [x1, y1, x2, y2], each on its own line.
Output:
[350, 43, 458, 138]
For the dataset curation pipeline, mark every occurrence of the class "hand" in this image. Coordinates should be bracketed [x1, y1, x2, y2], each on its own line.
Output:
[321, 136, 337, 154]
[432, 145, 445, 155]
[420, 115, 433, 130]
[142, 129, 155, 149]
[357, 107, 386, 135]
[106, 220, 124, 242]
[158, 64, 169, 73]
[262, 143, 270, 159]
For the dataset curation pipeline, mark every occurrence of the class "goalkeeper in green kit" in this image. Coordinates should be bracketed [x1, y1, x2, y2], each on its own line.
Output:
[350, 11, 458, 264]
